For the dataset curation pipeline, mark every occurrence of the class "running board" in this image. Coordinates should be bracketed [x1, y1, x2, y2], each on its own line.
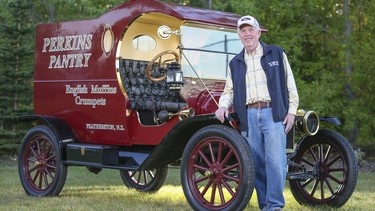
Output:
[64, 143, 150, 170]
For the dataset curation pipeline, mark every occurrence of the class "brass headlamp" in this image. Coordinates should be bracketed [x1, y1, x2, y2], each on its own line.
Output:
[295, 109, 320, 136]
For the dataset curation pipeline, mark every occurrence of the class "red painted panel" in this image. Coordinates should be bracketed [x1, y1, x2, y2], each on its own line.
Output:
[34, 80, 131, 145]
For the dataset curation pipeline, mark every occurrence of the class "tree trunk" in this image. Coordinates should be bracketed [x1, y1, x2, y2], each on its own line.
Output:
[343, 0, 358, 144]
[42, 0, 56, 22]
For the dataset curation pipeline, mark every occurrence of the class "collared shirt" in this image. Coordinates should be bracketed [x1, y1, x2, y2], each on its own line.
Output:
[219, 43, 299, 115]
[245, 44, 271, 104]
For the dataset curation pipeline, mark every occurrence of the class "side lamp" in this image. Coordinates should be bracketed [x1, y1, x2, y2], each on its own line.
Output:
[166, 62, 184, 90]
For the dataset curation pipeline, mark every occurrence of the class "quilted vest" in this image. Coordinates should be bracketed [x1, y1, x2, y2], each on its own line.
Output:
[229, 41, 289, 132]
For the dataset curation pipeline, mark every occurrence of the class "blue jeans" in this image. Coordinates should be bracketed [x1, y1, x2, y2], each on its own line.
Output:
[247, 108, 287, 211]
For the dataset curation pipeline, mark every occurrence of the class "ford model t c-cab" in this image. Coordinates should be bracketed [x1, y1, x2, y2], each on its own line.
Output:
[18, 0, 358, 210]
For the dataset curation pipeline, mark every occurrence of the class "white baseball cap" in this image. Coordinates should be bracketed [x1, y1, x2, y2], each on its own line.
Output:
[237, 15, 260, 30]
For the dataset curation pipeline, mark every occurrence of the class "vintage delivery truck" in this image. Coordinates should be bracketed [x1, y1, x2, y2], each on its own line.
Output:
[18, 0, 358, 210]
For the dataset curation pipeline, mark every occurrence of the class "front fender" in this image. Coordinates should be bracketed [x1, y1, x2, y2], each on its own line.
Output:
[139, 113, 236, 170]
[319, 116, 342, 126]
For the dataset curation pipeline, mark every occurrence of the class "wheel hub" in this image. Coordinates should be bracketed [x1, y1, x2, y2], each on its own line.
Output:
[208, 162, 224, 182]
[318, 162, 329, 180]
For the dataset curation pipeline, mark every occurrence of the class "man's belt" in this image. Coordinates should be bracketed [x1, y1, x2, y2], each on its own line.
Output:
[247, 101, 272, 109]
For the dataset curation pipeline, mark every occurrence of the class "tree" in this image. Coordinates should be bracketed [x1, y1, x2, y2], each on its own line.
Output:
[30, 0, 125, 23]
[348, 0, 375, 146]
[0, 0, 34, 138]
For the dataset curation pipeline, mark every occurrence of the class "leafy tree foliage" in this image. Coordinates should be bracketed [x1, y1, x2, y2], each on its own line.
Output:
[0, 0, 34, 138]
[30, 0, 125, 23]
[348, 0, 375, 146]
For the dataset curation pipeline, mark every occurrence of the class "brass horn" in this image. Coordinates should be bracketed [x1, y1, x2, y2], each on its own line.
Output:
[157, 108, 195, 123]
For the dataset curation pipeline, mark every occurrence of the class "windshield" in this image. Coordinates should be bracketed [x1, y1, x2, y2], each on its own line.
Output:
[180, 25, 243, 80]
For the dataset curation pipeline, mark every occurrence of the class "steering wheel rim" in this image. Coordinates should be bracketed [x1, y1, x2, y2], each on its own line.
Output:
[146, 50, 180, 82]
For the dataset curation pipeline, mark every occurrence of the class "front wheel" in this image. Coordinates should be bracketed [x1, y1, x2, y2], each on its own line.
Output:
[119, 167, 168, 192]
[289, 129, 358, 207]
[18, 125, 67, 197]
[181, 125, 255, 211]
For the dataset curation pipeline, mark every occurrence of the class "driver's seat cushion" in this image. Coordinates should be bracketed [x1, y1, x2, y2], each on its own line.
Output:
[119, 58, 187, 112]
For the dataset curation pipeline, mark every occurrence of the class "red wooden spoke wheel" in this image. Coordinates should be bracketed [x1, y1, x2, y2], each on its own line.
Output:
[289, 130, 358, 208]
[18, 126, 67, 196]
[181, 125, 255, 211]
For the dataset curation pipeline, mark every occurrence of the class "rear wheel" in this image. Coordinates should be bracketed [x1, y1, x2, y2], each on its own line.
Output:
[289, 129, 358, 207]
[119, 167, 168, 192]
[181, 125, 255, 211]
[18, 126, 67, 196]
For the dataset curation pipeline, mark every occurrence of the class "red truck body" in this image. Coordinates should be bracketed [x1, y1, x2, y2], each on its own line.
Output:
[33, 0, 239, 146]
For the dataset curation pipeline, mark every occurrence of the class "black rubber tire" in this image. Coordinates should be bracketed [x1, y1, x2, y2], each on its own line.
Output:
[181, 125, 255, 211]
[289, 129, 358, 207]
[119, 167, 168, 192]
[18, 125, 67, 197]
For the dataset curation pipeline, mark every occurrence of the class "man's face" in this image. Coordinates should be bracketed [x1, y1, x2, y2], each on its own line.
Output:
[238, 25, 261, 52]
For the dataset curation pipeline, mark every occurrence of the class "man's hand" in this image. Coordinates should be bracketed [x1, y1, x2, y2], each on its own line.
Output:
[215, 107, 229, 123]
[283, 113, 295, 133]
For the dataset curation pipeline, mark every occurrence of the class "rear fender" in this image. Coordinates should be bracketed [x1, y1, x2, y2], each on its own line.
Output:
[19, 115, 76, 145]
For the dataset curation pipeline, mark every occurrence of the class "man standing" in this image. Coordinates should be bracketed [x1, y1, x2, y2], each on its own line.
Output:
[215, 15, 299, 211]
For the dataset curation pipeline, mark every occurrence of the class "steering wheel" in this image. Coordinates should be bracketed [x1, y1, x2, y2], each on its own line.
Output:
[146, 50, 180, 82]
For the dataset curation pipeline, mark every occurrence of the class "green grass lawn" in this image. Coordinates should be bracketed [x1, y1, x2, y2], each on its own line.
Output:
[1, 158, 374, 211]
